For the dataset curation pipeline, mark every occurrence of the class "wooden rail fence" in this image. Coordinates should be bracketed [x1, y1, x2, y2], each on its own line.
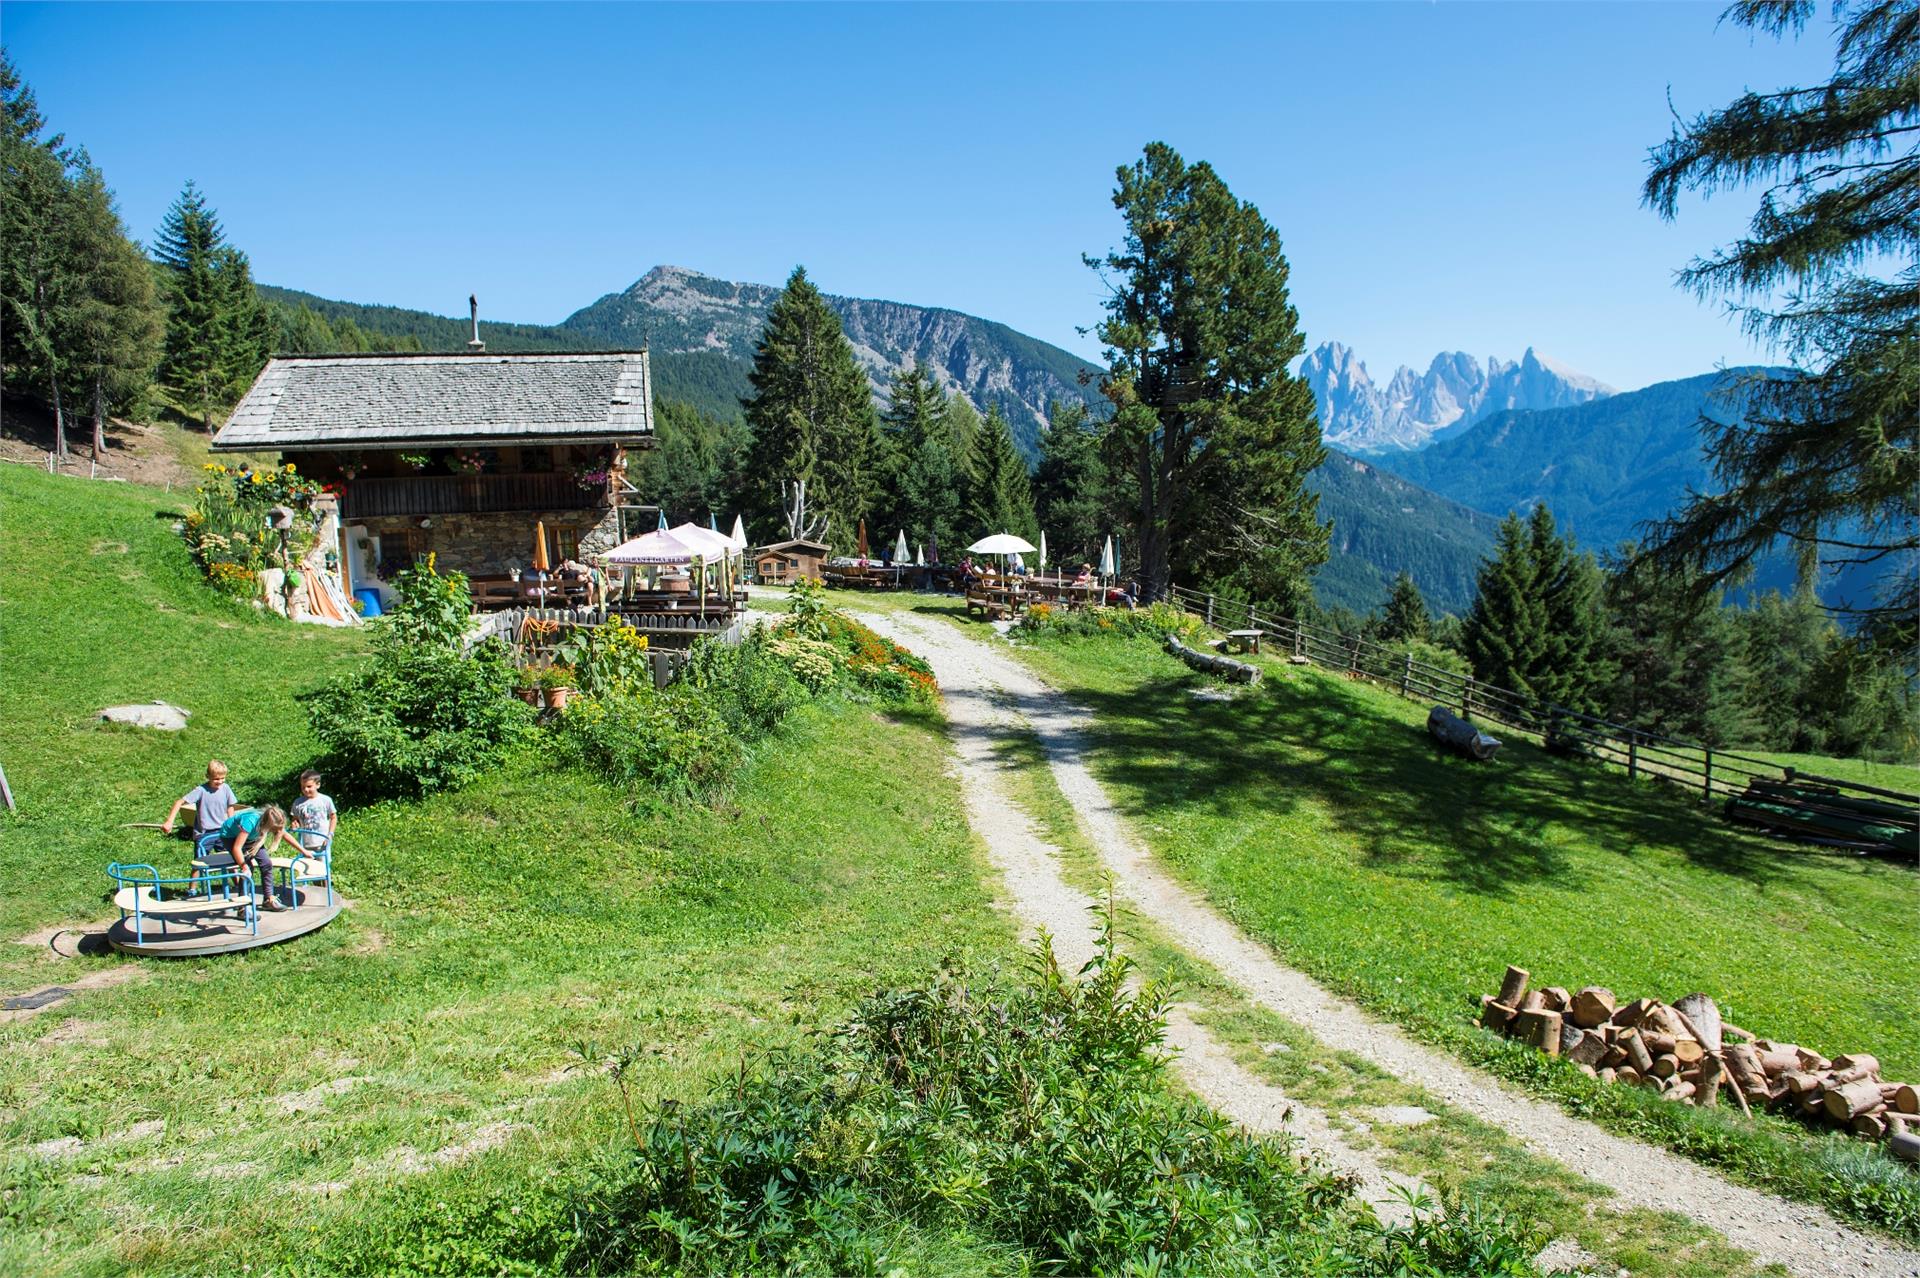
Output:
[1161, 584, 1917, 838]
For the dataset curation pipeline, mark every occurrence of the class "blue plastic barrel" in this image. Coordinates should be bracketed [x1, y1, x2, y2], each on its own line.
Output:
[352, 588, 383, 618]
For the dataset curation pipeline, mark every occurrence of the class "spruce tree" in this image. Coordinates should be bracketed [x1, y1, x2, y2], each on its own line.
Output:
[1379, 571, 1431, 643]
[1033, 400, 1106, 568]
[874, 363, 946, 537]
[1528, 504, 1610, 716]
[1603, 553, 1753, 746]
[965, 404, 1037, 540]
[1090, 142, 1328, 604]
[1462, 514, 1546, 698]
[741, 267, 878, 545]
[940, 394, 981, 481]
[149, 184, 270, 426]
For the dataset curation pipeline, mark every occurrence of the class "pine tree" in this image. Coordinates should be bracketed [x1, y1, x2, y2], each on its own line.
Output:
[66, 158, 163, 457]
[1033, 400, 1107, 569]
[1528, 504, 1610, 716]
[1603, 554, 1753, 746]
[1379, 571, 1431, 643]
[965, 404, 1037, 540]
[1462, 514, 1546, 698]
[1090, 142, 1328, 604]
[155, 182, 229, 429]
[212, 244, 272, 397]
[940, 394, 981, 481]
[1641, 0, 1918, 634]
[741, 266, 878, 545]
[874, 363, 946, 537]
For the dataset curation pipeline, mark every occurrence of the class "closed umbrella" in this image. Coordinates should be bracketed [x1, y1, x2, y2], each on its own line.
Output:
[1039, 530, 1048, 573]
[858, 519, 869, 565]
[729, 514, 747, 552]
[915, 544, 925, 567]
[532, 521, 551, 574]
[893, 529, 909, 564]
[1099, 535, 1115, 581]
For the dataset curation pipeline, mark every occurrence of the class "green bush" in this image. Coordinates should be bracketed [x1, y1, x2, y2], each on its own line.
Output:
[304, 557, 533, 798]
[553, 685, 740, 798]
[1018, 600, 1201, 644]
[305, 639, 534, 799]
[574, 912, 1545, 1276]
[681, 630, 807, 739]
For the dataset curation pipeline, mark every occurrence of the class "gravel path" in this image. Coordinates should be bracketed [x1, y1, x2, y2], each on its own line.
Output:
[863, 608, 1920, 1278]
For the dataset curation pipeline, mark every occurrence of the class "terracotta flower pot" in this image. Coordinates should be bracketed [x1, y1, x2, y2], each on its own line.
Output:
[514, 687, 540, 706]
[543, 686, 574, 711]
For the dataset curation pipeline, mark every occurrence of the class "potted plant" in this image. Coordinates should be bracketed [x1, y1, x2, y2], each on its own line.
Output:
[398, 452, 431, 472]
[541, 664, 577, 711]
[512, 667, 542, 706]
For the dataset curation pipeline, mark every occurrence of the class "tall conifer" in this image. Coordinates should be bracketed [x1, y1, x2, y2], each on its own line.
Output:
[1463, 514, 1546, 697]
[156, 182, 264, 429]
[1033, 401, 1106, 568]
[966, 405, 1036, 539]
[742, 267, 878, 545]
[1379, 571, 1431, 643]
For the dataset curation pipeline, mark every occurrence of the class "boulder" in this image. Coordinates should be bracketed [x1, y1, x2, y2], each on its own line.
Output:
[97, 702, 191, 731]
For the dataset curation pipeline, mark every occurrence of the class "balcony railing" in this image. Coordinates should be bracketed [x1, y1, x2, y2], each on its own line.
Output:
[341, 473, 603, 519]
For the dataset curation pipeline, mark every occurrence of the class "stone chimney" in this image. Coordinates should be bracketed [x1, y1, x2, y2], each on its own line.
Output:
[468, 294, 485, 351]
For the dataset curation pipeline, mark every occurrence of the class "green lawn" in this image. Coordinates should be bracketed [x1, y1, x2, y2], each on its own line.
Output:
[1009, 627, 1920, 1236]
[0, 467, 1013, 1276]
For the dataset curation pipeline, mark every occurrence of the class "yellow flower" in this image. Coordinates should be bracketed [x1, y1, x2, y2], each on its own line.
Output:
[284, 463, 296, 472]
[426, 551, 437, 574]
[249, 472, 263, 484]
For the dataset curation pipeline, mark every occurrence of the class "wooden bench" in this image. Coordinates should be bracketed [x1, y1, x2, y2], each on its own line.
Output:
[1225, 629, 1263, 654]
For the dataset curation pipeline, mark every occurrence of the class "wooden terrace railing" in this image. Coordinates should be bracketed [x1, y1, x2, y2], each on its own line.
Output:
[342, 473, 602, 519]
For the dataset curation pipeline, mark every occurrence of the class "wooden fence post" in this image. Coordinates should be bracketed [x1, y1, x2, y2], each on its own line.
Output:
[1703, 746, 1713, 802]
[1462, 677, 1474, 718]
[1294, 625, 1305, 657]
[1627, 736, 1638, 781]
[1247, 600, 1256, 627]
[1206, 594, 1215, 626]
[1348, 636, 1361, 674]
[1400, 653, 1413, 697]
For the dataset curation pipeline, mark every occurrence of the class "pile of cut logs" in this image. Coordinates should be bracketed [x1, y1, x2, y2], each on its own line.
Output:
[1480, 965, 1920, 1160]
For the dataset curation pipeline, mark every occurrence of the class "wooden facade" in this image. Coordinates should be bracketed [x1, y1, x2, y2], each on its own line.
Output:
[754, 538, 829, 586]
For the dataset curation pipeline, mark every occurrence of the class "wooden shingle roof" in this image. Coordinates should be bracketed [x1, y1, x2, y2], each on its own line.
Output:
[212, 351, 655, 452]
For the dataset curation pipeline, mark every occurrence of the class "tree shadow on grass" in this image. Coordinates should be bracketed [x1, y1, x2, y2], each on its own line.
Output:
[1053, 647, 1829, 901]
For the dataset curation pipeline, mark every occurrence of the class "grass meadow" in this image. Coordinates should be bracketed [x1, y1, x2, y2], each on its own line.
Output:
[0, 466, 1013, 1275]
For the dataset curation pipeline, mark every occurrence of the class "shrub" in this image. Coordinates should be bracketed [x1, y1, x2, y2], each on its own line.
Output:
[554, 617, 651, 698]
[681, 630, 806, 739]
[304, 556, 531, 797]
[574, 909, 1545, 1276]
[554, 686, 739, 798]
[820, 612, 937, 706]
[305, 639, 534, 798]
[1018, 600, 1200, 643]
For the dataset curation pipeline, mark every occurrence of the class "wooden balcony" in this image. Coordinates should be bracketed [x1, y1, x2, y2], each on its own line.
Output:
[341, 473, 604, 519]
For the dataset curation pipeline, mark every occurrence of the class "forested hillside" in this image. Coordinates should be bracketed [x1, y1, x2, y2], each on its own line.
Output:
[1307, 451, 1497, 614]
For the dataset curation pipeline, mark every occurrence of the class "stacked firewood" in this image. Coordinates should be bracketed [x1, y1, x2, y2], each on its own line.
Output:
[1479, 965, 1920, 1159]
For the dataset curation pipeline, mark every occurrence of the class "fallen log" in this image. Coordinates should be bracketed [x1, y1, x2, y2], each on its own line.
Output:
[1497, 965, 1531, 1008]
[1164, 635, 1261, 683]
[1427, 705, 1501, 761]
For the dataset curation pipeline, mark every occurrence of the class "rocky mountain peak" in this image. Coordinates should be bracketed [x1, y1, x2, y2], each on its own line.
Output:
[1304, 342, 1613, 454]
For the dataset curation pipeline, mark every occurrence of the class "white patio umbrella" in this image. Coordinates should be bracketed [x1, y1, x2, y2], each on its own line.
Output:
[967, 532, 1036, 578]
[603, 529, 698, 565]
[1038, 530, 1048, 573]
[966, 533, 1036, 556]
[729, 514, 748, 552]
[893, 529, 909, 563]
[1099, 535, 1115, 581]
[915, 544, 925, 567]
[670, 521, 738, 612]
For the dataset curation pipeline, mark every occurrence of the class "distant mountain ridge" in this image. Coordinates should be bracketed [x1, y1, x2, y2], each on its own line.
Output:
[1303, 342, 1613, 454]
[560, 266, 1103, 455]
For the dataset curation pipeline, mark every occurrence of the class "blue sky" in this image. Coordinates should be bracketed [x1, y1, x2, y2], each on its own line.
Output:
[6, 2, 1833, 390]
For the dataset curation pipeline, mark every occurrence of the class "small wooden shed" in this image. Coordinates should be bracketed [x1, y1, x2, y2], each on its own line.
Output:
[754, 538, 829, 586]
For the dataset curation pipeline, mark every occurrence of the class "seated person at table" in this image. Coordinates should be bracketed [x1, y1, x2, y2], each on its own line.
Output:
[161, 759, 243, 842]
[290, 769, 337, 854]
[1072, 563, 1094, 586]
[1106, 579, 1139, 609]
[199, 804, 296, 910]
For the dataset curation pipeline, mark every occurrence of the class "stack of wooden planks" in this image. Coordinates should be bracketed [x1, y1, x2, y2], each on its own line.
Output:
[1480, 965, 1919, 1160]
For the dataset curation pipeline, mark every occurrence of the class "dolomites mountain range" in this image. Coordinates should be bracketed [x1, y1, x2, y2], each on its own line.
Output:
[1302, 342, 1615, 455]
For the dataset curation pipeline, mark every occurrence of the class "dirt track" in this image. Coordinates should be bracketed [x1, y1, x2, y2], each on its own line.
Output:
[860, 608, 1920, 1278]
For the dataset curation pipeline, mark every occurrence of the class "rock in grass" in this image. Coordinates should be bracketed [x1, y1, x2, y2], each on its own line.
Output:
[98, 702, 191, 731]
